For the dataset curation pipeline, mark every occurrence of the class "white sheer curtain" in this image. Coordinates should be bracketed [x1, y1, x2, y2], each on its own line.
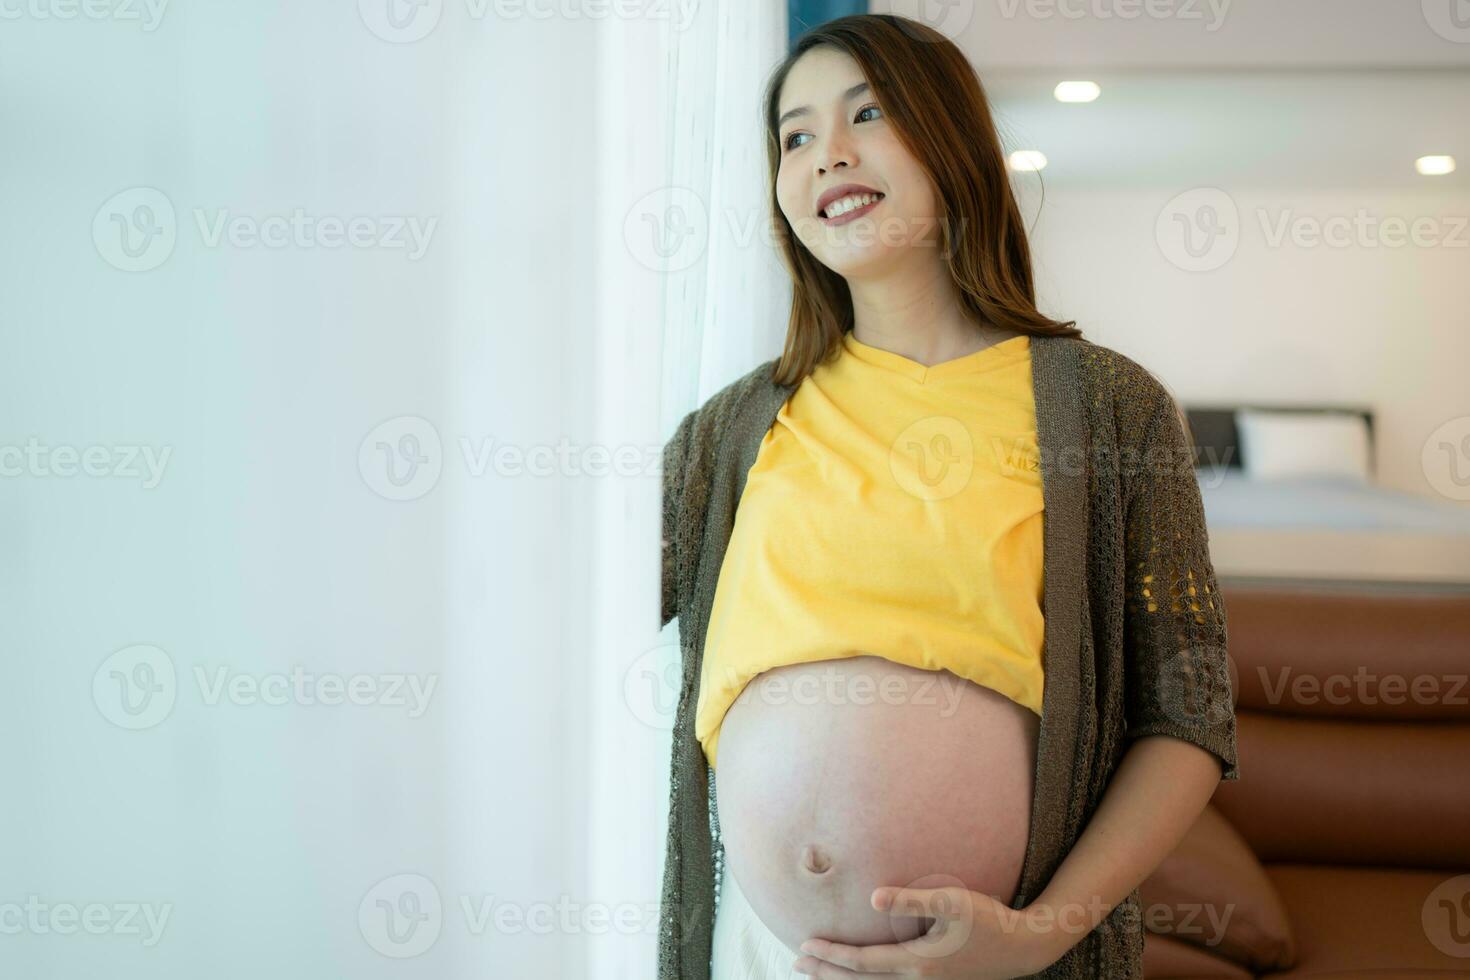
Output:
[588, 3, 789, 977]
[2, 3, 787, 978]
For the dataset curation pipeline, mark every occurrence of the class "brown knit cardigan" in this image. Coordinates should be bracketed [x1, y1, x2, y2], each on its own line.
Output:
[657, 332, 1241, 978]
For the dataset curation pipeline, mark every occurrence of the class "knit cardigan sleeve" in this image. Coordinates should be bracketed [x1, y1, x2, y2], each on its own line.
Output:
[1120, 384, 1242, 782]
[661, 408, 698, 630]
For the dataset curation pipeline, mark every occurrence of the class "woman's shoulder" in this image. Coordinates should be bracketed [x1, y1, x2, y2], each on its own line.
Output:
[1055, 335, 1176, 421]
[679, 357, 788, 436]
[664, 356, 788, 470]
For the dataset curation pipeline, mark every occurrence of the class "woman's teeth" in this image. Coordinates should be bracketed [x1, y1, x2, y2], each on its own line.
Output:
[823, 193, 882, 218]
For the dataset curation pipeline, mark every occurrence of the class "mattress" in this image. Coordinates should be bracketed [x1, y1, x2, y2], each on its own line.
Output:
[1195, 467, 1470, 586]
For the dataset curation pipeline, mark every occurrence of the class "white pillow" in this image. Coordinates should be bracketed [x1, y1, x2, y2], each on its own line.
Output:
[1235, 409, 1372, 483]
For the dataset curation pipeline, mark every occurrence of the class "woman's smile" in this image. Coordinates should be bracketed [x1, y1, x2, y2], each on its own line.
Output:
[819, 192, 886, 226]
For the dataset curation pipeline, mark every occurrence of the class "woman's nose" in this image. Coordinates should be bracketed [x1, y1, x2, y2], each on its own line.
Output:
[817, 133, 857, 175]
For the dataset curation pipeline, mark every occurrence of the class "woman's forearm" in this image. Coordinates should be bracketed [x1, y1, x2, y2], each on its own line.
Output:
[1022, 735, 1223, 964]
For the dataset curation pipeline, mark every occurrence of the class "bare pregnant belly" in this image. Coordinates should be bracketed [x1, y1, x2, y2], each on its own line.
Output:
[713, 655, 1040, 955]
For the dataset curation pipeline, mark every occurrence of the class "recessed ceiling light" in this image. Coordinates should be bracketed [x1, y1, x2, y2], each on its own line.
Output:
[1415, 155, 1456, 176]
[1054, 81, 1100, 103]
[1008, 150, 1048, 172]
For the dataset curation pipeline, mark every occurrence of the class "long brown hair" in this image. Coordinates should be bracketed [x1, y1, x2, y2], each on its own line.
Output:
[763, 13, 1083, 386]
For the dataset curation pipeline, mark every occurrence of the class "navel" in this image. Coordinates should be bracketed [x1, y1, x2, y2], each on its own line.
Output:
[800, 843, 834, 875]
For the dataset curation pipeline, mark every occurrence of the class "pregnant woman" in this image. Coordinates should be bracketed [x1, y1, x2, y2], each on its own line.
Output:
[658, 13, 1241, 980]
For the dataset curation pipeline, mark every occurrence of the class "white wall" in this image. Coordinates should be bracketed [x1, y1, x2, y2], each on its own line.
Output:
[1020, 184, 1470, 502]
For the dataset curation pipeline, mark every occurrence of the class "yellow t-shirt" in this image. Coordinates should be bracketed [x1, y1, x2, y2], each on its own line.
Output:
[695, 330, 1046, 769]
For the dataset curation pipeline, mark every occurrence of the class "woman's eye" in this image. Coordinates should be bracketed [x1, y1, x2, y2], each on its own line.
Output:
[782, 104, 881, 153]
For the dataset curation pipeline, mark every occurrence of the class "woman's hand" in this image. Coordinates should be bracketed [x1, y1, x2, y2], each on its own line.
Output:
[792, 882, 1067, 979]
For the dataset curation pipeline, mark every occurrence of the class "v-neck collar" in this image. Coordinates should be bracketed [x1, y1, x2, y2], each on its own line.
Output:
[842, 330, 1030, 384]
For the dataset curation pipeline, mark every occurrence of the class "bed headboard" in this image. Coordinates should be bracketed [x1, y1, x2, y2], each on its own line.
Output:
[1182, 404, 1376, 476]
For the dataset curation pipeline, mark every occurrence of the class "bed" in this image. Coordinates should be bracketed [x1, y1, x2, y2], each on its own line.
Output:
[1183, 405, 1470, 592]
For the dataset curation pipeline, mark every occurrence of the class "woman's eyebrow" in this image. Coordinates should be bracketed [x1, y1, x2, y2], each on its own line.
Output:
[777, 81, 871, 130]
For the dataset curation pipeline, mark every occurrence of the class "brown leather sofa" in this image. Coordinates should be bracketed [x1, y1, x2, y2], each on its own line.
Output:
[1138, 583, 1470, 979]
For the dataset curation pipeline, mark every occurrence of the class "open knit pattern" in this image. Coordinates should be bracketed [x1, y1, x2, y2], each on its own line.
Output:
[658, 333, 1240, 979]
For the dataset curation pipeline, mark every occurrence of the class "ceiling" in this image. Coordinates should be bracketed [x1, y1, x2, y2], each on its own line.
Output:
[984, 68, 1470, 189]
[872, 0, 1470, 189]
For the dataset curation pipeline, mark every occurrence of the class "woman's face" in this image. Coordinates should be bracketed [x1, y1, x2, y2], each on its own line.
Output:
[775, 46, 939, 278]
